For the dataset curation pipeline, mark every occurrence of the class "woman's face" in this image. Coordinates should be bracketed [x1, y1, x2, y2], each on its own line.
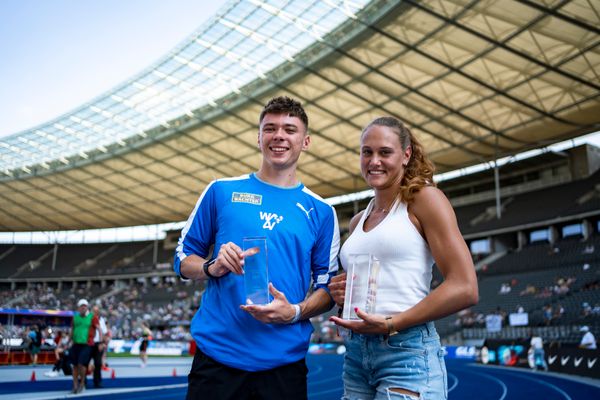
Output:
[360, 124, 411, 190]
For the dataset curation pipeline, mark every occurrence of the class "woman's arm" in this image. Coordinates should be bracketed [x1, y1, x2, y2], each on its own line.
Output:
[389, 186, 478, 332]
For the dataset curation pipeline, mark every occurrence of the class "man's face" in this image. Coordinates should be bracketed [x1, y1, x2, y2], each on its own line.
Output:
[79, 305, 87, 315]
[258, 113, 310, 172]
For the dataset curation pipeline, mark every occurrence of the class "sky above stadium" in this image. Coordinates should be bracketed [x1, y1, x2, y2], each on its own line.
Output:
[0, 0, 227, 138]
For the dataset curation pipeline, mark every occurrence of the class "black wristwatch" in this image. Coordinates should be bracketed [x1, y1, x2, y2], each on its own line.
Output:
[203, 258, 218, 279]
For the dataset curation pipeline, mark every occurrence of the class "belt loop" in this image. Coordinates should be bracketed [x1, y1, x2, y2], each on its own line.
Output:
[425, 322, 432, 336]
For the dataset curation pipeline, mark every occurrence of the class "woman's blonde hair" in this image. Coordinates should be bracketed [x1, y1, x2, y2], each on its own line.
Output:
[361, 117, 436, 204]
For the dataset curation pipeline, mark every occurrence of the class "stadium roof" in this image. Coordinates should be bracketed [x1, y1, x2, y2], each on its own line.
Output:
[1, 0, 599, 231]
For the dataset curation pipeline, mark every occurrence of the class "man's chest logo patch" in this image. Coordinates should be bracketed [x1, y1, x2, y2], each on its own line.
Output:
[260, 211, 284, 230]
[232, 192, 262, 205]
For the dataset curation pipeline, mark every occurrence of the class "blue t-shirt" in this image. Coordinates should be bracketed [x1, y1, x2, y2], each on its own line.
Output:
[174, 173, 340, 371]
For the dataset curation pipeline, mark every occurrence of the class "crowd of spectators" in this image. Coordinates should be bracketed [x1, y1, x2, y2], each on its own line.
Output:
[517, 275, 577, 298]
[0, 278, 198, 343]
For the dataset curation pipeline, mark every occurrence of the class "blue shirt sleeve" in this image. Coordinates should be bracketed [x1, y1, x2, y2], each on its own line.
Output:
[311, 205, 340, 293]
[173, 181, 217, 279]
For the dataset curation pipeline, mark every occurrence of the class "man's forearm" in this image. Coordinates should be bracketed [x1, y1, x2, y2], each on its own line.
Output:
[180, 254, 210, 280]
[298, 288, 334, 321]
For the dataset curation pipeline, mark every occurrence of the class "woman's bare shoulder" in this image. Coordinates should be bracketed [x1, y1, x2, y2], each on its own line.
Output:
[348, 210, 366, 235]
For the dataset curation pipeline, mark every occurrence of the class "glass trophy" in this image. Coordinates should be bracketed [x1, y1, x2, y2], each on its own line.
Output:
[342, 254, 380, 320]
[242, 237, 269, 305]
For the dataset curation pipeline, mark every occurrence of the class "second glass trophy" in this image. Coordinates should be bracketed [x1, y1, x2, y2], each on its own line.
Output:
[242, 237, 270, 305]
[342, 254, 380, 320]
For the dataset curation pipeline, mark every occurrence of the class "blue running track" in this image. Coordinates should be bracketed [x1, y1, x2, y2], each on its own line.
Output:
[1, 356, 599, 399]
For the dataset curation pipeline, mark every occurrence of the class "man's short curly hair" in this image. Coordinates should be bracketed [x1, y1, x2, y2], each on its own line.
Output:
[259, 96, 308, 132]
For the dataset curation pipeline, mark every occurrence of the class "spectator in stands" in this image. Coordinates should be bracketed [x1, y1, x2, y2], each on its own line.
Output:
[328, 116, 478, 399]
[90, 305, 107, 388]
[579, 326, 597, 350]
[499, 282, 511, 294]
[536, 286, 553, 299]
[496, 306, 508, 324]
[553, 303, 565, 322]
[69, 298, 99, 394]
[27, 324, 42, 365]
[581, 301, 592, 319]
[520, 284, 537, 296]
[543, 304, 553, 326]
[174, 96, 340, 400]
[583, 263, 591, 271]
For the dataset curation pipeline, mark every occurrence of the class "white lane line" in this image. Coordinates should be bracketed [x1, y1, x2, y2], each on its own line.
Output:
[463, 370, 508, 400]
[0, 383, 188, 400]
[307, 364, 324, 377]
[447, 372, 459, 392]
[492, 370, 573, 400]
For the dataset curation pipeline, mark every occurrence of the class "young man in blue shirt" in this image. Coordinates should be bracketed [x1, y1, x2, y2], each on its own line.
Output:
[174, 96, 340, 400]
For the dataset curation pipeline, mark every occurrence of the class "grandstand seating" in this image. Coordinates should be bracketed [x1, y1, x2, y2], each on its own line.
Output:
[0, 244, 53, 279]
[0, 240, 174, 279]
[435, 234, 600, 344]
[483, 236, 600, 276]
[455, 169, 600, 235]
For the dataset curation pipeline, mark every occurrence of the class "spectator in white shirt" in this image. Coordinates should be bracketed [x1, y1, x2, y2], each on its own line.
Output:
[579, 326, 597, 350]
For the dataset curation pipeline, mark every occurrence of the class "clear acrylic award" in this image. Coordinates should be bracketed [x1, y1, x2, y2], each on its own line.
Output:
[242, 237, 269, 305]
[342, 254, 380, 320]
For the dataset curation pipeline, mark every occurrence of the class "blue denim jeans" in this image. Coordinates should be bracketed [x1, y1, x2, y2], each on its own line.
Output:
[342, 322, 447, 400]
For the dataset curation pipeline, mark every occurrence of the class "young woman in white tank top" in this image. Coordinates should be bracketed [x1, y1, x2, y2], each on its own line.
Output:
[328, 117, 478, 400]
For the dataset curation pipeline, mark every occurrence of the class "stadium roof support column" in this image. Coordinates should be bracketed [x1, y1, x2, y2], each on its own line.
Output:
[583, 220, 592, 240]
[51, 243, 58, 271]
[494, 134, 501, 220]
[153, 236, 158, 266]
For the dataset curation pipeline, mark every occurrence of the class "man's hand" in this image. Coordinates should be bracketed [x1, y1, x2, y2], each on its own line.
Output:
[328, 307, 388, 335]
[328, 272, 346, 307]
[240, 283, 297, 324]
[209, 242, 256, 277]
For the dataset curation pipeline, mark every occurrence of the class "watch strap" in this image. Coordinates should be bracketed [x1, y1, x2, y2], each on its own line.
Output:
[203, 258, 218, 279]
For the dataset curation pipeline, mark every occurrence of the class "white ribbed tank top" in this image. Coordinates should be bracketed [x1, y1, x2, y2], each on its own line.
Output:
[339, 199, 434, 315]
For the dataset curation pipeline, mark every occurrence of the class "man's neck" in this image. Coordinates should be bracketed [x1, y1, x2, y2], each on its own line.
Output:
[256, 167, 299, 187]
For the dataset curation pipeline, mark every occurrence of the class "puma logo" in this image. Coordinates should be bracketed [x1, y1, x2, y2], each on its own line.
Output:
[296, 203, 314, 219]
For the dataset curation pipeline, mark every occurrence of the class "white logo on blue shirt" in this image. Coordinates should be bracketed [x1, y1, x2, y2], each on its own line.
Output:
[260, 211, 284, 230]
[296, 203, 314, 219]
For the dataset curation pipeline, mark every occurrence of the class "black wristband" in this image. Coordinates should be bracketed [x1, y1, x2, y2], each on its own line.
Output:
[203, 258, 218, 279]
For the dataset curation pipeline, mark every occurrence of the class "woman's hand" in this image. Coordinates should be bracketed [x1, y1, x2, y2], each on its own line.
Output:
[328, 272, 346, 307]
[329, 307, 388, 335]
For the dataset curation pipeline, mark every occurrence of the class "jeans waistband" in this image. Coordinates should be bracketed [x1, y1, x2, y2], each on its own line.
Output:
[349, 321, 437, 341]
